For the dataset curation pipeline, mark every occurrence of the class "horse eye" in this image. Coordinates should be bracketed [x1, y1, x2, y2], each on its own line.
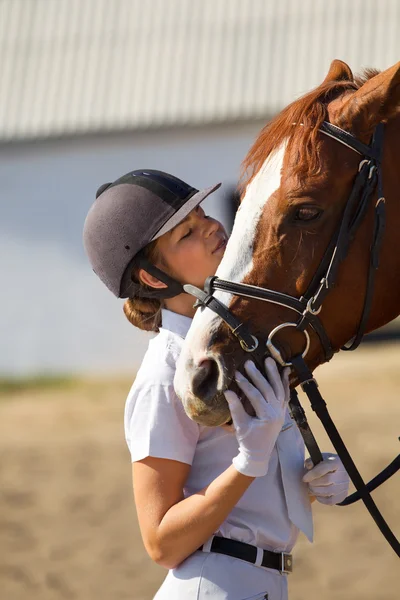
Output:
[294, 206, 321, 222]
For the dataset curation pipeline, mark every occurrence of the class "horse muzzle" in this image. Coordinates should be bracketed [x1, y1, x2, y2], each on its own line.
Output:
[175, 351, 233, 426]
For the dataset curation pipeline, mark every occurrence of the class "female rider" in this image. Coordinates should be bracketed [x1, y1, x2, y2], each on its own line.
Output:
[83, 169, 349, 600]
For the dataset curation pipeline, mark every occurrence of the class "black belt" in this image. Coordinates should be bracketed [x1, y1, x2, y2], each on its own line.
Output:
[199, 536, 293, 575]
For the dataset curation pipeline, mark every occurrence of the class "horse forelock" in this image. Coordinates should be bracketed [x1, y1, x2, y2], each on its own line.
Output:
[239, 68, 381, 195]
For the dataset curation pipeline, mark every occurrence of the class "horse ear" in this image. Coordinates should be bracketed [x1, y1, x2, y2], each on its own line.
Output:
[323, 59, 353, 83]
[338, 61, 400, 136]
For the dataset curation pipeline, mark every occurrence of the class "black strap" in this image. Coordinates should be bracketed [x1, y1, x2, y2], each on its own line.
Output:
[342, 197, 386, 351]
[133, 255, 184, 299]
[289, 390, 323, 465]
[209, 278, 334, 360]
[305, 124, 385, 317]
[339, 453, 400, 506]
[184, 280, 257, 351]
[304, 160, 373, 313]
[200, 536, 293, 573]
[319, 122, 381, 160]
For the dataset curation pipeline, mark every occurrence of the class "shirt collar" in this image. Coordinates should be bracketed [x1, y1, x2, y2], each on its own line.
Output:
[161, 309, 193, 339]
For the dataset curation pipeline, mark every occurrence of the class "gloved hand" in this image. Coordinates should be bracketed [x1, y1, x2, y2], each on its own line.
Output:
[224, 357, 290, 477]
[303, 452, 350, 505]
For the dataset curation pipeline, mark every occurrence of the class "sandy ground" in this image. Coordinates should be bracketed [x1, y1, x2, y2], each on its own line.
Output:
[0, 343, 399, 600]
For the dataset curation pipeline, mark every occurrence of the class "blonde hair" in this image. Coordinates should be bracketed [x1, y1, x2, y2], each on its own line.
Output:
[123, 241, 164, 332]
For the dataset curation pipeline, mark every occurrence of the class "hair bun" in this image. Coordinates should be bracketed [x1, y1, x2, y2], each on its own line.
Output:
[123, 297, 162, 332]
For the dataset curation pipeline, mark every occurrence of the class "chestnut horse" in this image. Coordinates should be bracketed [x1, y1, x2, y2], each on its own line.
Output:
[175, 59, 400, 425]
[174, 60, 400, 554]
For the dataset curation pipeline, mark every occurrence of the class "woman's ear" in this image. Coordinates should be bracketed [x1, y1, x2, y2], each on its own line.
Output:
[138, 268, 168, 289]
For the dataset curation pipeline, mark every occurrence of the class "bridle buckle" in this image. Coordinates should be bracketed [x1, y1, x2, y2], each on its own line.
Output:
[305, 296, 322, 316]
[239, 335, 259, 353]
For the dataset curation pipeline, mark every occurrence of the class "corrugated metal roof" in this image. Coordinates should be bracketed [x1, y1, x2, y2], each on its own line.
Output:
[1, 0, 399, 141]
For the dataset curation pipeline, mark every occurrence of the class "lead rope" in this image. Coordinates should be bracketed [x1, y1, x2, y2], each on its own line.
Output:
[290, 354, 400, 558]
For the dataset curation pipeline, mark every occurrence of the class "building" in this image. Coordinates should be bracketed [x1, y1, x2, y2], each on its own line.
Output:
[1, 0, 399, 375]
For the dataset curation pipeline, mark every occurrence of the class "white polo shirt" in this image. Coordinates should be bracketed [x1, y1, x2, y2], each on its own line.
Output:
[124, 309, 313, 553]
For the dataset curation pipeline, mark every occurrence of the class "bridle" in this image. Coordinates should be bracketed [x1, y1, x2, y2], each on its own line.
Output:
[184, 121, 400, 557]
[187, 121, 386, 362]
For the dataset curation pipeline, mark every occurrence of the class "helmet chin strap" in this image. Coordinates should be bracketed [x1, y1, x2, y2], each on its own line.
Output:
[133, 255, 184, 299]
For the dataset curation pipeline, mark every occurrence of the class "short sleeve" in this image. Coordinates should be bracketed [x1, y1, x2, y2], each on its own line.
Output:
[124, 383, 200, 465]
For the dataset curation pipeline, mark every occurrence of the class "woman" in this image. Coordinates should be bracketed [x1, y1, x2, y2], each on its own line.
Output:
[83, 169, 349, 600]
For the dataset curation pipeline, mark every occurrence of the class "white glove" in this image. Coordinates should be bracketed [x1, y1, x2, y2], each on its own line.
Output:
[224, 357, 290, 477]
[303, 452, 350, 505]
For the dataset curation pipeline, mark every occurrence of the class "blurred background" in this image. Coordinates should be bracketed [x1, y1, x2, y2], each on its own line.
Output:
[0, 1, 399, 599]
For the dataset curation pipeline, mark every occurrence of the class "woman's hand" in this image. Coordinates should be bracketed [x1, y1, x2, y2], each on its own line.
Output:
[224, 357, 290, 477]
[303, 453, 350, 505]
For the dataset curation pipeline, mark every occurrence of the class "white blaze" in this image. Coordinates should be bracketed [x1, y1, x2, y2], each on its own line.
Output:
[214, 143, 286, 306]
[174, 144, 286, 395]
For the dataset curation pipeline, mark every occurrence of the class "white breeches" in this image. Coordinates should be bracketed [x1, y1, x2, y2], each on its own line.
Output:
[153, 551, 288, 600]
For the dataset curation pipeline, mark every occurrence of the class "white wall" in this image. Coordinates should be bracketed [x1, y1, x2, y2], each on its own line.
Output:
[0, 122, 262, 375]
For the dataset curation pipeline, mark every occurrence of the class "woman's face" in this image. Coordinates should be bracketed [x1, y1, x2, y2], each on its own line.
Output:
[156, 205, 228, 288]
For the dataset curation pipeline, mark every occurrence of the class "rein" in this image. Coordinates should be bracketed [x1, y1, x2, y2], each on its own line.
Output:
[184, 121, 400, 557]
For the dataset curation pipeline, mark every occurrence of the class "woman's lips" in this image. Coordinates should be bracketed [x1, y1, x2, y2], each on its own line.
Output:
[212, 237, 227, 253]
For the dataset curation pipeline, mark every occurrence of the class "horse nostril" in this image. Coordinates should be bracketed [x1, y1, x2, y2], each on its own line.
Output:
[191, 358, 220, 402]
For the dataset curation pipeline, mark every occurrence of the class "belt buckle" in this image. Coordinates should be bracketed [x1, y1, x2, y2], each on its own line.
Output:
[281, 552, 293, 574]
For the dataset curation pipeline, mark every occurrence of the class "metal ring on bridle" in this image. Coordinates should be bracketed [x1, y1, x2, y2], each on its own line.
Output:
[239, 335, 259, 352]
[266, 323, 310, 367]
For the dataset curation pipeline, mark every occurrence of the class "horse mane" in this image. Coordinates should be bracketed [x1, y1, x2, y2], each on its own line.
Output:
[240, 68, 380, 192]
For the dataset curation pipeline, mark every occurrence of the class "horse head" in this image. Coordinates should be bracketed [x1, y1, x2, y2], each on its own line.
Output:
[175, 60, 400, 427]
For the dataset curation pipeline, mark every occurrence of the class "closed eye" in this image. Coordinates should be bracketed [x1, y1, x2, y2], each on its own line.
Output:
[181, 228, 192, 240]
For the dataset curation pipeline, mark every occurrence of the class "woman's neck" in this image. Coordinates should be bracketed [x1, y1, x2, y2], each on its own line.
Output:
[164, 293, 197, 318]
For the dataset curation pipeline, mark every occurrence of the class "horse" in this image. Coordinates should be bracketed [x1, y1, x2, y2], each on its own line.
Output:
[174, 59, 400, 427]
[173, 58, 400, 556]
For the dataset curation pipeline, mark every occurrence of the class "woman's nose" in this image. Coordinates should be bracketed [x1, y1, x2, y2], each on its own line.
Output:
[204, 216, 219, 238]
